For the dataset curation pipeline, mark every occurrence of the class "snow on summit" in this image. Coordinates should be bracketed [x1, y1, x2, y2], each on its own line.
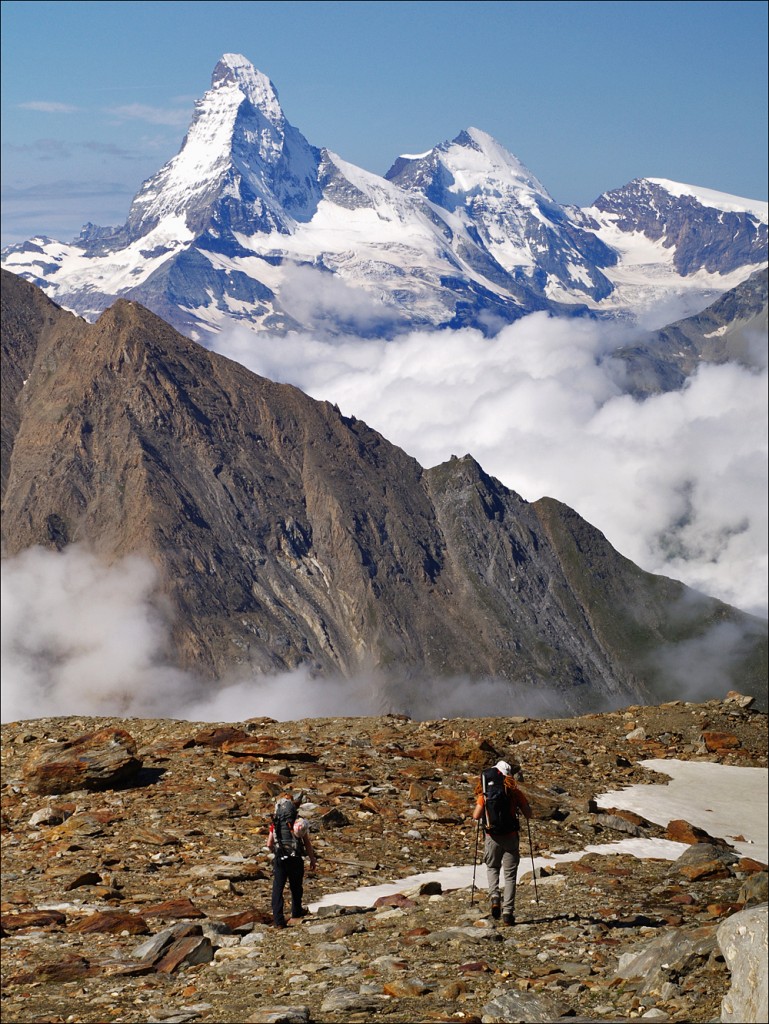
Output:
[1, 52, 766, 338]
[213, 52, 284, 123]
[127, 53, 292, 233]
[647, 178, 768, 221]
[440, 127, 551, 197]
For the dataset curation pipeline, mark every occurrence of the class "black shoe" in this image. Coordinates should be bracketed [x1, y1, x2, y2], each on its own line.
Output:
[502, 914, 515, 926]
[292, 906, 310, 918]
[490, 899, 501, 920]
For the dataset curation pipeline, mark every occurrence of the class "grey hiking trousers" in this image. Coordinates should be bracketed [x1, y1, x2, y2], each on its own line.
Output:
[483, 831, 520, 916]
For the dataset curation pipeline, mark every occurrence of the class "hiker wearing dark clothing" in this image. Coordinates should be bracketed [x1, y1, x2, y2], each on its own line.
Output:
[472, 760, 531, 925]
[267, 794, 317, 928]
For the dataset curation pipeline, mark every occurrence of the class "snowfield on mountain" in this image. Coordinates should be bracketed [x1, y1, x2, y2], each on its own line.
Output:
[2, 54, 766, 342]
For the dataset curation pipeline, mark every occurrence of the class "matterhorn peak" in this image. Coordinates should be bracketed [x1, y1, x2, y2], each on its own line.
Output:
[210, 53, 284, 125]
[113, 53, 320, 243]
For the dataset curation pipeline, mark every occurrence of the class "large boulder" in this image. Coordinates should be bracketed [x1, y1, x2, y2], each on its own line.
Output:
[23, 727, 142, 794]
[718, 903, 768, 1023]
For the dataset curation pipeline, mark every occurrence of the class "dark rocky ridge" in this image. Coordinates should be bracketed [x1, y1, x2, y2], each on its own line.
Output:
[588, 180, 768, 276]
[614, 267, 768, 397]
[2, 269, 766, 713]
[1, 696, 767, 1023]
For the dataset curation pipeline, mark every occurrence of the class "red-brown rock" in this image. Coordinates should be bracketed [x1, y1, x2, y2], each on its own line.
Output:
[9, 955, 94, 985]
[221, 737, 319, 761]
[736, 857, 768, 873]
[141, 898, 205, 919]
[69, 910, 149, 934]
[701, 731, 741, 751]
[193, 726, 250, 747]
[218, 907, 273, 931]
[374, 893, 416, 908]
[155, 936, 215, 973]
[23, 728, 142, 794]
[678, 862, 733, 881]
[401, 738, 498, 768]
[665, 819, 727, 845]
[0, 910, 67, 931]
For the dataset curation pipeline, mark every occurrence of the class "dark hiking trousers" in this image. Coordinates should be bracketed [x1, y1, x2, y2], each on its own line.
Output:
[272, 855, 305, 926]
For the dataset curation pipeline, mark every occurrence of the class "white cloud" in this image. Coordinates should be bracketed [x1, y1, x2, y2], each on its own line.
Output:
[106, 103, 192, 127]
[0, 545, 590, 724]
[18, 101, 79, 114]
[214, 313, 768, 618]
[277, 264, 401, 335]
[0, 546, 201, 723]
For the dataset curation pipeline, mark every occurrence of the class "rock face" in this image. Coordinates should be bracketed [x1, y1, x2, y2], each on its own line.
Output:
[2, 269, 766, 712]
[1, 55, 766, 341]
[717, 903, 768, 1023]
[614, 267, 768, 397]
[0, 697, 766, 1023]
[585, 178, 768, 277]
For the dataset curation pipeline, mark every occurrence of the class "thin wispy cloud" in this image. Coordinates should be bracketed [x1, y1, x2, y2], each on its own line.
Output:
[106, 103, 192, 127]
[83, 140, 142, 159]
[1, 178, 134, 200]
[18, 100, 79, 114]
[3, 138, 140, 162]
[3, 138, 74, 160]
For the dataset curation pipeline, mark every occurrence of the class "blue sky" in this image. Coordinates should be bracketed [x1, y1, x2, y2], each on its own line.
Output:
[1, 0, 767, 246]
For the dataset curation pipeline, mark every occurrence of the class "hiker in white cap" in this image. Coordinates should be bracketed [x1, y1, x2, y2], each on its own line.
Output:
[472, 760, 531, 925]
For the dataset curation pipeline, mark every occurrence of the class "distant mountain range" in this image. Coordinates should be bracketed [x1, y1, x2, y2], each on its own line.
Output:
[2, 53, 767, 347]
[2, 269, 766, 712]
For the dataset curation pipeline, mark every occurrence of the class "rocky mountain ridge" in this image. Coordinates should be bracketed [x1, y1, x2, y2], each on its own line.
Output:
[1, 695, 767, 1023]
[2, 54, 766, 343]
[3, 269, 766, 714]
[613, 267, 768, 396]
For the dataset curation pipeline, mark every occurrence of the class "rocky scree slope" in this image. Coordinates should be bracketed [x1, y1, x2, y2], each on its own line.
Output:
[1, 695, 767, 1023]
[2, 269, 767, 711]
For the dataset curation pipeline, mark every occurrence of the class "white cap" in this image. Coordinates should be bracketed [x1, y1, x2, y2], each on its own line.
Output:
[495, 760, 512, 776]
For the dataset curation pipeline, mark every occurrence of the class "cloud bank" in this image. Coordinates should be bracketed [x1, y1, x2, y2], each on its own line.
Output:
[2, 308, 766, 724]
[215, 311, 768, 619]
[0, 545, 595, 725]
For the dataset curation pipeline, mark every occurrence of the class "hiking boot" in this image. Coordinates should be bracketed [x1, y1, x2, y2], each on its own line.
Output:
[502, 913, 515, 926]
[490, 899, 501, 920]
[292, 906, 310, 918]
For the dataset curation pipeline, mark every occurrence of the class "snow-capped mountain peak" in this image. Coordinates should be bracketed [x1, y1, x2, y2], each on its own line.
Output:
[441, 127, 550, 197]
[121, 54, 320, 242]
[645, 177, 768, 221]
[1, 54, 765, 341]
[386, 127, 549, 206]
[387, 126, 616, 301]
[211, 52, 284, 124]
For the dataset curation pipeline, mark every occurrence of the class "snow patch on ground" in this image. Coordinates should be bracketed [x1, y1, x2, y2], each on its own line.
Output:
[310, 759, 768, 910]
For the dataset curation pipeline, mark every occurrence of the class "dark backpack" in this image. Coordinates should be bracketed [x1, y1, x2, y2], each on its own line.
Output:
[481, 767, 518, 835]
[272, 798, 300, 860]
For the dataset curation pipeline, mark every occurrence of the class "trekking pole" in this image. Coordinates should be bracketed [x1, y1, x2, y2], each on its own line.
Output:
[525, 816, 539, 905]
[470, 817, 482, 906]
